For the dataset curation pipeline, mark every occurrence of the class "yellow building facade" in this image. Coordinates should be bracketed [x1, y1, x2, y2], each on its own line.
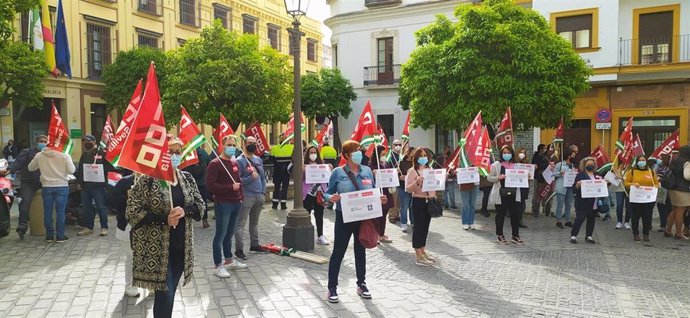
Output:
[11, 0, 322, 160]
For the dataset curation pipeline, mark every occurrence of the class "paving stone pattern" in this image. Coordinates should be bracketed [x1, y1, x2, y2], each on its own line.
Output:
[0, 198, 689, 317]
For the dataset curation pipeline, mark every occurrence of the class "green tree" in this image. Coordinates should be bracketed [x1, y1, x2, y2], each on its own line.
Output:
[164, 21, 293, 126]
[0, 0, 39, 42]
[301, 68, 356, 147]
[101, 47, 168, 114]
[399, 0, 592, 131]
[0, 41, 46, 108]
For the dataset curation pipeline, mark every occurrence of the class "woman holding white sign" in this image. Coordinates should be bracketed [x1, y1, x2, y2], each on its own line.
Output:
[302, 146, 330, 245]
[488, 146, 527, 245]
[323, 141, 387, 303]
[553, 148, 578, 229]
[406, 147, 437, 266]
[570, 157, 602, 244]
[624, 155, 658, 242]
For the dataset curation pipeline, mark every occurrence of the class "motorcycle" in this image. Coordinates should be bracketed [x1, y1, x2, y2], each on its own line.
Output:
[0, 159, 15, 238]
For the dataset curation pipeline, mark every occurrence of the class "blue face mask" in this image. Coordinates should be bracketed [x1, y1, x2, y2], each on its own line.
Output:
[37, 143, 46, 151]
[502, 153, 512, 161]
[224, 146, 236, 157]
[170, 154, 182, 169]
[417, 157, 429, 166]
[350, 151, 363, 164]
[637, 161, 647, 169]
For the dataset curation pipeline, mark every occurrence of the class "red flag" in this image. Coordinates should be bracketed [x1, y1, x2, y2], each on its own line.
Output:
[378, 124, 389, 150]
[590, 145, 610, 168]
[243, 123, 271, 155]
[311, 120, 331, 149]
[552, 117, 564, 143]
[118, 63, 174, 182]
[212, 114, 234, 155]
[47, 102, 73, 155]
[366, 124, 388, 158]
[106, 80, 143, 165]
[177, 106, 206, 170]
[630, 133, 645, 158]
[615, 117, 634, 159]
[99, 115, 115, 150]
[401, 112, 411, 142]
[651, 129, 680, 159]
[462, 112, 483, 140]
[466, 126, 492, 172]
[444, 146, 461, 170]
[495, 107, 513, 149]
[350, 101, 377, 147]
[280, 113, 306, 146]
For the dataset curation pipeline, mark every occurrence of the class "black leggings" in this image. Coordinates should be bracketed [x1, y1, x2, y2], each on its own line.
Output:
[304, 195, 324, 237]
[495, 197, 523, 237]
[411, 198, 432, 249]
[630, 202, 654, 236]
[571, 209, 596, 237]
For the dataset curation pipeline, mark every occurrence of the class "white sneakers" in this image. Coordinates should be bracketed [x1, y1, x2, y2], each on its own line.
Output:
[401, 224, 408, 233]
[317, 235, 330, 245]
[615, 222, 623, 229]
[124, 285, 140, 297]
[100, 228, 108, 236]
[463, 225, 470, 231]
[624, 222, 631, 230]
[214, 266, 232, 278]
[77, 228, 93, 236]
[225, 260, 247, 270]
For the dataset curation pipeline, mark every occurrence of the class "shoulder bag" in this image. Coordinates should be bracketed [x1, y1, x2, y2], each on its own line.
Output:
[414, 168, 443, 218]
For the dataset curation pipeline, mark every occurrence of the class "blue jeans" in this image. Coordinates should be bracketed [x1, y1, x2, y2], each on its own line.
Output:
[460, 188, 478, 225]
[154, 248, 184, 318]
[444, 181, 457, 208]
[555, 189, 574, 222]
[82, 186, 108, 230]
[397, 186, 413, 225]
[213, 202, 242, 265]
[42, 186, 69, 239]
[657, 194, 671, 228]
[616, 192, 631, 223]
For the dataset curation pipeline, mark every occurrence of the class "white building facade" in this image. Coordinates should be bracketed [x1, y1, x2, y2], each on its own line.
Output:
[325, 0, 466, 152]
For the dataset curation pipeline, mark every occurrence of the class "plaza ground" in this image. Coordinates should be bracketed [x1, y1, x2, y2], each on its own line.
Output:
[0, 199, 689, 318]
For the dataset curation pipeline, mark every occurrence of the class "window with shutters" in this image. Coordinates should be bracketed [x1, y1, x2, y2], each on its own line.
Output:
[86, 23, 112, 79]
[551, 8, 599, 52]
[638, 11, 674, 64]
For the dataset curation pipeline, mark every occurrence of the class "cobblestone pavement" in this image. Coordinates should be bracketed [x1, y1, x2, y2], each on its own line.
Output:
[0, 197, 689, 318]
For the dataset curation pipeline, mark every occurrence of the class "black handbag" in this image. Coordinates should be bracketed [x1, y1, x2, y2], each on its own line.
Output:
[499, 187, 515, 197]
[426, 197, 443, 218]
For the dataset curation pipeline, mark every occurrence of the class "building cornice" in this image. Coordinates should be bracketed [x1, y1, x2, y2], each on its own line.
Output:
[325, 0, 466, 28]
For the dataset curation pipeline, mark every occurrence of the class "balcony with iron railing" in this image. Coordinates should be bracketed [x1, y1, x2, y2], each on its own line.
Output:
[618, 34, 690, 66]
[365, 0, 402, 8]
[363, 64, 401, 87]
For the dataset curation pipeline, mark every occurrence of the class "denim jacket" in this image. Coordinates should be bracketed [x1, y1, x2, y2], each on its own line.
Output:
[325, 164, 375, 212]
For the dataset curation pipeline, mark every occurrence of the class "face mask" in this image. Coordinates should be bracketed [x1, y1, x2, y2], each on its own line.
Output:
[84, 143, 95, 150]
[637, 161, 647, 169]
[350, 151, 363, 164]
[394, 146, 401, 152]
[224, 146, 236, 157]
[170, 154, 182, 169]
[585, 165, 595, 172]
[502, 153, 512, 161]
[518, 153, 525, 160]
[37, 143, 46, 151]
[380, 156, 388, 164]
[309, 154, 317, 162]
[246, 144, 257, 154]
[417, 157, 428, 166]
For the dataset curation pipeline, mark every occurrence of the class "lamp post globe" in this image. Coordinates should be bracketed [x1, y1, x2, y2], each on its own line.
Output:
[282, 0, 314, 252]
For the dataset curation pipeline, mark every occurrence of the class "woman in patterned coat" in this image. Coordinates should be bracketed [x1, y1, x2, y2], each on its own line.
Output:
[126, 138, 205, 318]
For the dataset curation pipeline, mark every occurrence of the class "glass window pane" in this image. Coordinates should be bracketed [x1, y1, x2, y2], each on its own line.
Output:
[575, 29, 590, 48]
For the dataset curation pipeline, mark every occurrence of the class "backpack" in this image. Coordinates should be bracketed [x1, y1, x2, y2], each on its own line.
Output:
[661, 170, 678, 190]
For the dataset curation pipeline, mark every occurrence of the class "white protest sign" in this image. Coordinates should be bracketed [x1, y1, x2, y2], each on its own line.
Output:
[340, 189, 383, 223]
[83, 164, 105, 183]
[421, 169, 446, 192]
[629, 186, 658, 203]
[505, 169, 529, 188]
[563, 171, 578, 187]
[515, 163, 535, 179]
[580, 179, 609, 198]
[374, 169, 399, 188]
[305, 164, 331, 184]
[456, 167, 480, 184]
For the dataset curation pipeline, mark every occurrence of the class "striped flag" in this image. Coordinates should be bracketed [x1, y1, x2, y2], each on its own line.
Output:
[211, 114, 234, 155]
[495, 107, 513, 149]
[350, 100, 377, 149]
[29, 7, 43, 51]
[39, 0, 57, 76]
[99, 115, 115, 150]
[401, 112, 411, 142]
[177, 106, 206, 170]
[280, 113, 306, 146]
[106, 80, 143, 166]
[47, 102, 73, 155]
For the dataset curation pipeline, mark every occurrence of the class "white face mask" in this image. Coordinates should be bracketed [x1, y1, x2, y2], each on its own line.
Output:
[309, 154, 317, 162]
[518, 153, 525, 160]
[394, 146, 402, 152]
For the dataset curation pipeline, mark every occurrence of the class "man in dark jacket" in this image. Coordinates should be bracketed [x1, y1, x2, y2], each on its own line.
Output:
[183, 147, 211, 228]
[531, 144, 552, 217]
[2, 135, 47, 239]
[76, 135, 115, 237]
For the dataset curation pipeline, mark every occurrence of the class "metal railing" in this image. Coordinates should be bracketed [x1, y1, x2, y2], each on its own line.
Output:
[138, 0, 163, 16]
[618, 34, 690, 66]
[363, 64, 401, 87]
[365, 0, 402, 7]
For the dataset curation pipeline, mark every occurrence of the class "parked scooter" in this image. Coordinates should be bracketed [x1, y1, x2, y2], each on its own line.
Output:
[0, 159, 15, 238]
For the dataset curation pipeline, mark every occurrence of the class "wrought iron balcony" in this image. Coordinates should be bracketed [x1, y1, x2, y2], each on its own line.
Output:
[618, 34, 690, 66]
[365, 0, 402, 8]
[363, 64, 401, 87]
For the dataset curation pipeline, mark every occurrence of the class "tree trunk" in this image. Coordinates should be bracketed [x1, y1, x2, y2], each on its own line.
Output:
[332, 116, 342, 151]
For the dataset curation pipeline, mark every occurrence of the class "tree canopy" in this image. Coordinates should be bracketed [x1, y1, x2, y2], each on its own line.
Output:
[0, 0, 38, 42]
[101, 47, 168, 114]
[164, 21, 293, 126]
[0, 39, 46, 108]
[398, 0, 592, 131]
[300, 68, 356, 119]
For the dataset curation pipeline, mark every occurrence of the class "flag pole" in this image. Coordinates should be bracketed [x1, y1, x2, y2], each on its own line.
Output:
[204, 139, 237, 184]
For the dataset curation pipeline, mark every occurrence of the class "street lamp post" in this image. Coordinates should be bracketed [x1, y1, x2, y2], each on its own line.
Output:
[282, 0, 314, 252]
